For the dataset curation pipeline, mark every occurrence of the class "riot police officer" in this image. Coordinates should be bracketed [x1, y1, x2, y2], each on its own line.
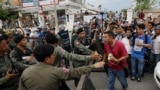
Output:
[0, 35, 28, 90]
[73, 27, 96, 86]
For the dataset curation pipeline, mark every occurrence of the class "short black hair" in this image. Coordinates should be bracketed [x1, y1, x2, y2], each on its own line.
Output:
[126, 28, 133, 33]
[148, 22, 155, 27]
[50, 27, 55, 30]
[14, 35, 25, 44]
[137, 24, 145, 30]
[45, 33, 58, 44]
[0, 36, 5, 43]
[33, 44, 54, 62]
[104, 31, 115, 39]
[2, 34, 8, 40]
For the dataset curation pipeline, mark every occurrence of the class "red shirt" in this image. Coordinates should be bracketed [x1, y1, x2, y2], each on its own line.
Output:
[104, 40, 128, 70]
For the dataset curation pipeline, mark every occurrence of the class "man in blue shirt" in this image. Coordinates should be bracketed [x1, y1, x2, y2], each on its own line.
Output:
[131, 24, 152, 82]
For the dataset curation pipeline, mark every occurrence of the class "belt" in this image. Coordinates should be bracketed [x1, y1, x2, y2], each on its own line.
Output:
[0, 85, 15, 89]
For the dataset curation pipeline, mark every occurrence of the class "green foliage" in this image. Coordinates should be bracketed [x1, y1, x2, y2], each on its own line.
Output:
[0, 0, 18, 21]
[121, 9, 127, 12]
[0, 0, 5, 3]
[0, 8, 18, 21]
[135, 0, 155, 11]
[121, 9, 127, 19]
[0, 8, 8, 20]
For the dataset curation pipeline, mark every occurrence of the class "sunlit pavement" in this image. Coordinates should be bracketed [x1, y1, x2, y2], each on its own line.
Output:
[66, 72, 159, 90]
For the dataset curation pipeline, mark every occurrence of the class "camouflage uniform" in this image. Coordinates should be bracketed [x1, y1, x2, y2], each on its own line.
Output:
[10, 47, 33, 65]
[0, 53, 28, 90]
[19, 62, 94, 90]
[73, 37, 93, 86]
[73, 38, 93, 68]
[53, 45, 91, 67]
[8, 41, 16, 50]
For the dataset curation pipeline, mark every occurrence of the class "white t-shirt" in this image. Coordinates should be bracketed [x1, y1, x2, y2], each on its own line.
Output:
[152, 35, 160, 54]
[121, 37, 132, 54]
[29, 32, 38, 42]
[30, 32, 37, 38]
[134, 38, 143, 52]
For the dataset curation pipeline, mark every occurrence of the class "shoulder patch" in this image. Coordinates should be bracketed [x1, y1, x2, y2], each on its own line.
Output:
[62, 67, 69, 73]
[60, 48, 65, 53]
[76, 41, 80, 45]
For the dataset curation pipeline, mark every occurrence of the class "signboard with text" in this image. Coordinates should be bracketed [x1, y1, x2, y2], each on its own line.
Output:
[22, 0, 59, 7]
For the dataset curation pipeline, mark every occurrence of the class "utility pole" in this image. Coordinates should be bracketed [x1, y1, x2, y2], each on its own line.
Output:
[53, 0, 59, 32]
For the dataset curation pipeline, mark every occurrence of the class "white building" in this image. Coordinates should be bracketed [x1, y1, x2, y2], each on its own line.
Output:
[8, 0, 99, 31]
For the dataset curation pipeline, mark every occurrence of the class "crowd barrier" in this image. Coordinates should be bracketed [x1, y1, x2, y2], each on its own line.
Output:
[76, 74, 96, 90]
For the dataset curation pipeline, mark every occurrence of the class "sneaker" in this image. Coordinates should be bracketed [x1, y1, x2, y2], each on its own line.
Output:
[131, 77, 135, 80]
[137, 78, 141, 82]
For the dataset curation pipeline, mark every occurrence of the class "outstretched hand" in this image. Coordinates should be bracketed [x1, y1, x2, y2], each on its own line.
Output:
[93, 61, 105, 68]
[90, 51, 102, 61]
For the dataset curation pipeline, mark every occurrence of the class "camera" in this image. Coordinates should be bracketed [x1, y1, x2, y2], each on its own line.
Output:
[8, 69, 19, 74]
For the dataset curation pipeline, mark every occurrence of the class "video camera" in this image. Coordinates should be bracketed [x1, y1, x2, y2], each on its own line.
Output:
[8, 68, 19, 74]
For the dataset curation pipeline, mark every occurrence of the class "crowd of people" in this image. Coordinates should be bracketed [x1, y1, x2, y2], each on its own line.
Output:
[0, 10, 160, 90]
[71, 14, 160, 90]
[0, 18, 104, 90]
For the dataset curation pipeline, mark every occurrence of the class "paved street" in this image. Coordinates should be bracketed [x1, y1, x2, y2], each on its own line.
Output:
[66, 72, 159, 90]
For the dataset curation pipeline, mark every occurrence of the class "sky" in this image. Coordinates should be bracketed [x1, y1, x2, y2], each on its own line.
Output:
[85, 0, 133, 11]
[85, 0, 160, 11]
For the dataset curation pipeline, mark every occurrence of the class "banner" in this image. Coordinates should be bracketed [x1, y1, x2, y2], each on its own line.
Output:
[33, 0, 40, 7]
[8, 0, 22, 7]
[13, 0, 21, 6]
[21, 0, 59, 7]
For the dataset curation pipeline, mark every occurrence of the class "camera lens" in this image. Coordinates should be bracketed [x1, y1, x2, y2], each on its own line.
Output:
[8, 69, 13, 74]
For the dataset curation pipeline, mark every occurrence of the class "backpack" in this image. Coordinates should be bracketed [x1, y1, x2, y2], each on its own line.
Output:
[132, 34, 151, 53]
[132, 34, 152, 72]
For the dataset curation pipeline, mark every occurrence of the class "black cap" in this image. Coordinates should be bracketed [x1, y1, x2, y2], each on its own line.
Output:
[45, 33, 58, 44]
[33, 44, 54, 62]
[14, 35, 25, 44]
[76, 27, 84, 34]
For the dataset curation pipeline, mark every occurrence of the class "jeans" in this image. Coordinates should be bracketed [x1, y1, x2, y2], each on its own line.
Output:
[131, 57, 144, 78]
[108, 68, 128, 90]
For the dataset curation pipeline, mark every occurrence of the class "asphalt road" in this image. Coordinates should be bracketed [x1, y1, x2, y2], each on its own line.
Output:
[66, 72, 159, 90]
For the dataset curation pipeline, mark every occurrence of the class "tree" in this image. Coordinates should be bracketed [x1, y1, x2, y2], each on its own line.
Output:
[0, 0, 18, 28]
[134, 0, 155, 11]
[121, 9, 127, 19]
[0, 0, 5, 3]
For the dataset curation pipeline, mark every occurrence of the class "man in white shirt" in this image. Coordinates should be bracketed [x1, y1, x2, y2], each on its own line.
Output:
[121, 28, 132, 75]
[114, 25, 125, 41]
[150, 25, 160, 71]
